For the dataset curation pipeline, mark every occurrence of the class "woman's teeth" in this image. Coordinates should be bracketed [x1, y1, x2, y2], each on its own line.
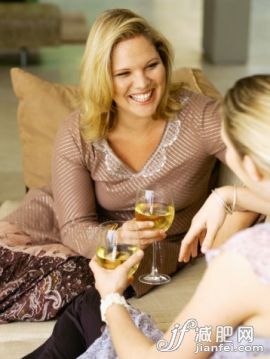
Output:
[130, 90, 152, 103]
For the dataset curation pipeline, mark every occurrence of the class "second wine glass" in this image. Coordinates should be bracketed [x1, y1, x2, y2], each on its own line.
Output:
[96, 220, 140, 278]
[135, 187, 175, 285]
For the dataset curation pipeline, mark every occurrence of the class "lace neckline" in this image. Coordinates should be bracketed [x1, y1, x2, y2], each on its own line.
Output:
[93, 119, 181, 179]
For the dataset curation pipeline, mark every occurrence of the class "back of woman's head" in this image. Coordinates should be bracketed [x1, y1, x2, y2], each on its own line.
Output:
[223, 74, 270, 175]
[80, 8, 178, 141]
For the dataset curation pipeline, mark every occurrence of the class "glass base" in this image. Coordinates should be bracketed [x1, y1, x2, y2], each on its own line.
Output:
[139, 273, 171, 285]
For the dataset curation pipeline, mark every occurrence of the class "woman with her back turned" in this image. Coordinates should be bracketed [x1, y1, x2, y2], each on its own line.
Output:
[90, 74, 270, 358]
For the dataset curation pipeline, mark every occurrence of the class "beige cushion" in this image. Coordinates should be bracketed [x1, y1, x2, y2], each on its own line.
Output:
[10, 68, 79, 189]
[0, 200, 21, 219]
[10, 67, 221, 190]
[0, 321, 56, 359]
[173, 67, 222, 100]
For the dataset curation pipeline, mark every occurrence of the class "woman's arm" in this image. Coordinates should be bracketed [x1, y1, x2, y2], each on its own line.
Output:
[208, 185, 269, 249]
[218, 185, 270, 215]
[52, 113, 99, 258]
[91, 248, 259, 359]
[179, 184, 266, 262]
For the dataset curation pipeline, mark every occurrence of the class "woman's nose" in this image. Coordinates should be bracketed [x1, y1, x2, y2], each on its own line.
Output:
[133, 71, 149, 89]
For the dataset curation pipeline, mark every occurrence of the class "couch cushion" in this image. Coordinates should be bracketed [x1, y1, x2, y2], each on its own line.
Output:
[129, 257, 206, 331]
[0, 321, 56, 359]
[173, 67, 222, 100]
[10, 67, 221, 190]
[10, 68, 80, 189]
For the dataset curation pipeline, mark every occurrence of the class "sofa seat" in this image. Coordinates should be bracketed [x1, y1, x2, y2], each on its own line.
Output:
[0, 321, 55, 359]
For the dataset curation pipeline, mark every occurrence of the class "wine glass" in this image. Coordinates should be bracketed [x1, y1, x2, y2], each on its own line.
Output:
[135, 187, 175, 285]
[96, 220, 140, 278]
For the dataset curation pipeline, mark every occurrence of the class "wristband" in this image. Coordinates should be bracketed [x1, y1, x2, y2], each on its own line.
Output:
[100, 292, 129, 324]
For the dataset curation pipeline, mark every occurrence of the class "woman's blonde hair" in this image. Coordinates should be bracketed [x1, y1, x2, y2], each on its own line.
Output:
[223, 74, 270, 174]
[79, 8, 181, 142]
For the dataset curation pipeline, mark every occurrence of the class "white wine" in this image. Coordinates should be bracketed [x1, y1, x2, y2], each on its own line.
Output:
[135, 203, 175, 231]
[96, 244, 139, 276]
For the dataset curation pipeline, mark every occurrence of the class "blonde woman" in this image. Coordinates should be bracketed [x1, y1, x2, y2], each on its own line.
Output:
[89, 74, 270, 359]
[0, 8, 255, 326]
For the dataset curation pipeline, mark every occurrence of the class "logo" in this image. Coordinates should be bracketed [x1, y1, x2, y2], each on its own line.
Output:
[156, 319, 264, 354]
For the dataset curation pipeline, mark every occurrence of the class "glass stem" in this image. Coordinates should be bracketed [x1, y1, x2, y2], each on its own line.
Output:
[150, 241, 159, 276]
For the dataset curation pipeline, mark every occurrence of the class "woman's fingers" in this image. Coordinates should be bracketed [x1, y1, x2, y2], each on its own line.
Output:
[178, 223, 202, 261]
[122, 250, 144, 273]
[89, 252, 144, 298]
[201, 225, 218, 253]
[122, 220, 166, 245]
[123, 220, 154, 231]
[191, 239, 198, 258]
[89, 255, 100, 273]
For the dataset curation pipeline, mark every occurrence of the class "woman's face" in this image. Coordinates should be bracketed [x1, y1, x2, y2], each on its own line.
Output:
[221, 128, 242, 178]
[111, 35, 166, 122]
[222, 126, 270, 200]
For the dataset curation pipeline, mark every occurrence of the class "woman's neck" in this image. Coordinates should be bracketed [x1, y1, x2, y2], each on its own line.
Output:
[113, 113, 163, 136]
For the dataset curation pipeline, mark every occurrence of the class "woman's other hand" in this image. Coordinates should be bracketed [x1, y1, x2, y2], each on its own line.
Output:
[90, 250, 144, 299]
[178, 191, 227, 262]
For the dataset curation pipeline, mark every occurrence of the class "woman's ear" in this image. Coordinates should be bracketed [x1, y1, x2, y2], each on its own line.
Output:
[242, 155, 263, 182]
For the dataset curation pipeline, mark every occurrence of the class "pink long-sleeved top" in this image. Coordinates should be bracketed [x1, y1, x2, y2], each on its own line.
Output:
[5, 89, 225, 296]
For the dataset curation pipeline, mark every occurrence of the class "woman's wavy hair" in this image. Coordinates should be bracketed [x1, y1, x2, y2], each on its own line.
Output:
[223, 74, 270, 175]
[79, 8, 181, 142]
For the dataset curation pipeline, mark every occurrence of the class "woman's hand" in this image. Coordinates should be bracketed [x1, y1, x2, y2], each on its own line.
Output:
[121, 220, 166, 249]
[178, 190, 228, 262]
[90, 250, 144, 299]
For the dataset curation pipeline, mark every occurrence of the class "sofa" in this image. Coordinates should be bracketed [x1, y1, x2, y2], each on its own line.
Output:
[0, 3, 61, 66]
[0, 3, 89, 66]
[0, 67, 235, 358]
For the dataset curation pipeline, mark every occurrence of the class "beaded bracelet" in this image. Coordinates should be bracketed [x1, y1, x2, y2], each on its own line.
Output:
[100, 292, 129, 324]
[211, 186, 237, 215]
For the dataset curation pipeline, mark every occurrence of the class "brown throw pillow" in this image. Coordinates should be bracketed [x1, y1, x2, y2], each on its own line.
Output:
[10, 67, 221, 190]
[10, 68, 79, 189]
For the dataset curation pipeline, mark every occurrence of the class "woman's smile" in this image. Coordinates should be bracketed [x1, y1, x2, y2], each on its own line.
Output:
[129, 89, 154, 104]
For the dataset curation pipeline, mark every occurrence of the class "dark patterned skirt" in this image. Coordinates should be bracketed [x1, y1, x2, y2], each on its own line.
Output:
[0, 222, 93, 323]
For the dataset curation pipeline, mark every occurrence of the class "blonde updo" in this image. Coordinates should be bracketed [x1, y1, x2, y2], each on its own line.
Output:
[223, 75, 270, 175]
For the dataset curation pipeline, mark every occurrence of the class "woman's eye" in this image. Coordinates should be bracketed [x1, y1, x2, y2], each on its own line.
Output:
[115, 72, 129, 77]
[147, 62, 158, 69]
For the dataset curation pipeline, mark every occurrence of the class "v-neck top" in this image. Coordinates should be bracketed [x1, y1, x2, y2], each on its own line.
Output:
[93, 118, 179, 178]
[5, 89, 225, 296]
